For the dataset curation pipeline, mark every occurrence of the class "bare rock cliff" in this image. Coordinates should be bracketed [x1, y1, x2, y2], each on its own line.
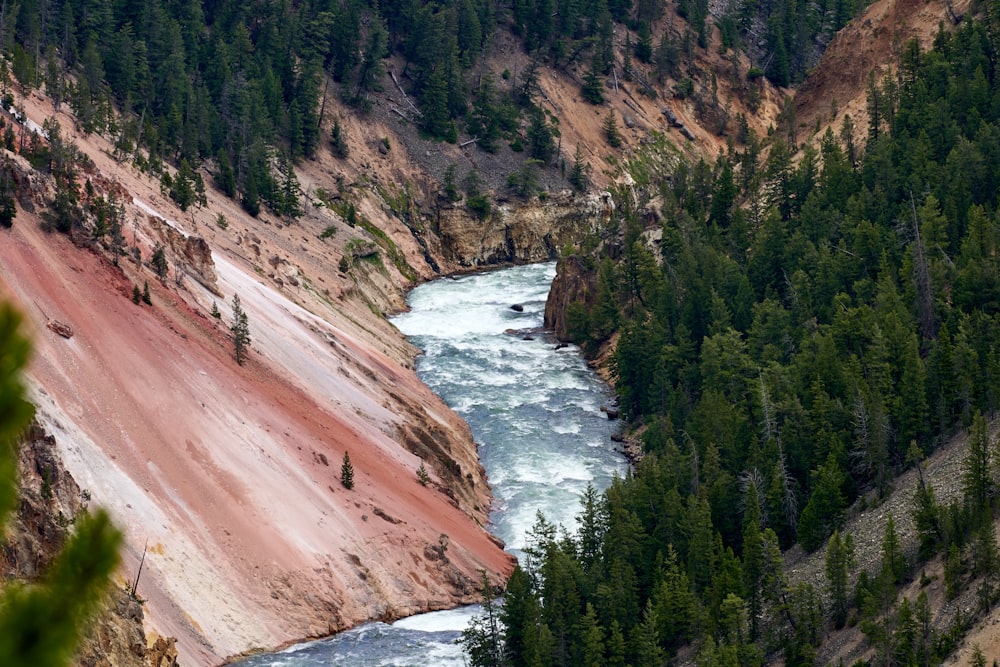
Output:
[544, 254, 597, 343]
[436, 191, 613, 268]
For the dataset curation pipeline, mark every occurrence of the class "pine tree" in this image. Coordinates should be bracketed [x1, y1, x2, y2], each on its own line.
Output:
[635, 21, 653, 63]
[881, 514, 907, 585]
[420, 67, 453, 140]
[581, 55, 605, 104]
[963, 411, 994, 519]
[132, 284, 141, 304]
[340, 451, 354, 489]
[825, 530, 855, 628]
[578, 602, 604, 667]
[330, 119, 349, 159]
[499, 566, 539, 666]
[461, 571, 503, 667]
[442, 164, 461, 203]
[606, 620, 626, 667]
[230, 293, 251, 366]
[568, 145, 590, 192]
[151, 245, 168, 280]
[142, 281, 152, 306]
[526, 111, 556, 163]
[797, 453, 846, 551]
[602, 110, 622, 147]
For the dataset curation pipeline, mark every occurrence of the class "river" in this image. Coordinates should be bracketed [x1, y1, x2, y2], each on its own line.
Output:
[234, 262, 626, 666]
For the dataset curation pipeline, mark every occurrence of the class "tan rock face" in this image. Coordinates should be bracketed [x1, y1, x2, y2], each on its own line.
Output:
[436, 191, 612, 268]
[147, 215, 222, 296]
[544, 254, 596, 343]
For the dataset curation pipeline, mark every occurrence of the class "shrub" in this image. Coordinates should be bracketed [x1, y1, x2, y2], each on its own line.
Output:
[341, 452, 355, 489]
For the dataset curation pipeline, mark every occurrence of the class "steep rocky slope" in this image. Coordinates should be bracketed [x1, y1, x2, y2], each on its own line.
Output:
[795, 0, 973, 151]
[0, 89, 524, 664]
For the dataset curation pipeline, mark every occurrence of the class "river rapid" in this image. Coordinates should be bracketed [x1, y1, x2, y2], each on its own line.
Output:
[234, 262, 626, 666]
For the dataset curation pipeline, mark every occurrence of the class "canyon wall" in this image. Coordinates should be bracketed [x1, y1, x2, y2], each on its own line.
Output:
[0, 91, 521, 665]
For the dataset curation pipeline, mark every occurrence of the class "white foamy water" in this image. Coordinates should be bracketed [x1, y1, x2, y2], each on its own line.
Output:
[234, 263, 626, 666]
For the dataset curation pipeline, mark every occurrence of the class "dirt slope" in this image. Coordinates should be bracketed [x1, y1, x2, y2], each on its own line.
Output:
[796, 0, 973, 151]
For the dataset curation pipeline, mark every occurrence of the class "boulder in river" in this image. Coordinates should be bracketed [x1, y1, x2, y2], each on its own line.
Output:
[510, 304, 524, 312]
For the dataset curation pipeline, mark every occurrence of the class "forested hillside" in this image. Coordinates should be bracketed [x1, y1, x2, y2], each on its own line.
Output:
[0, 0, 869, 219]
[464, 10, 1000, 667]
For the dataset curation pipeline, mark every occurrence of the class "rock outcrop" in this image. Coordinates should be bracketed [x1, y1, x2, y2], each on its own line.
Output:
[0, 422, 168, 667]
[437, 191, 613, 268]
[544, 254, 597, 342]
[147, 216, 221, 296]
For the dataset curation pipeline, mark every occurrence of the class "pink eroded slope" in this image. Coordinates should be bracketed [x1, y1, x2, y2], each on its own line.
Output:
[0, 215, 513, 664]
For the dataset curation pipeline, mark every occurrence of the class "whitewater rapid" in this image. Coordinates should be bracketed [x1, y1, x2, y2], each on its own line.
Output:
[234, 262, 625, 666]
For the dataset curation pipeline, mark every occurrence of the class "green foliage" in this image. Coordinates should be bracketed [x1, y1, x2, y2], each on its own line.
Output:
[825, 531, 855, 629]
[602, 110, 622, 148]
[673, 77, 695, 99]
[340, 452, 354, 490]
[230, 293, 251, 366]
[330, 120, 350, 159]
[142, 281, 152, 306]
[880, 514, 907, 586]
[484, 19, 1000, 666]
[507, 162, 540, 199]
[963, 411, 994, 518]
[132, 285, 141, 305]
[0, 303, 122, 667]
[0, 161, 16, 229]
[526, 110, 557, 164]
[417, 462, 430, 487]
[580, 55, 605, 105]
[461, 572, 503, 667]
[797, 453, 846, 551]
[151, 245, 168, 281]
[442, 164, 462, 203]
[568, 145, 590, 193]
[165, 159, 205, 212]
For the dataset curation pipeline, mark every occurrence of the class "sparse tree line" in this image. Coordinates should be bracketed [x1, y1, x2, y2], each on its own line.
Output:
[463, 16, 1000, 667]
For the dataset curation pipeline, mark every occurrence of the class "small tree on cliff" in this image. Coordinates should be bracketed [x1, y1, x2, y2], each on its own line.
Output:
[230, 294, 251, 365]
[341, 452, 355, 489]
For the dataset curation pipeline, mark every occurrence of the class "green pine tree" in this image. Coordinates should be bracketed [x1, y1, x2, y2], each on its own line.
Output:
[341, 451, 354, 489]
[230, 293, 251, 365]
[825, 530, 855, 628]
[602, 110, 622, 148]
[569, 145, 590, 192]
[581, 55, 605, 104]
